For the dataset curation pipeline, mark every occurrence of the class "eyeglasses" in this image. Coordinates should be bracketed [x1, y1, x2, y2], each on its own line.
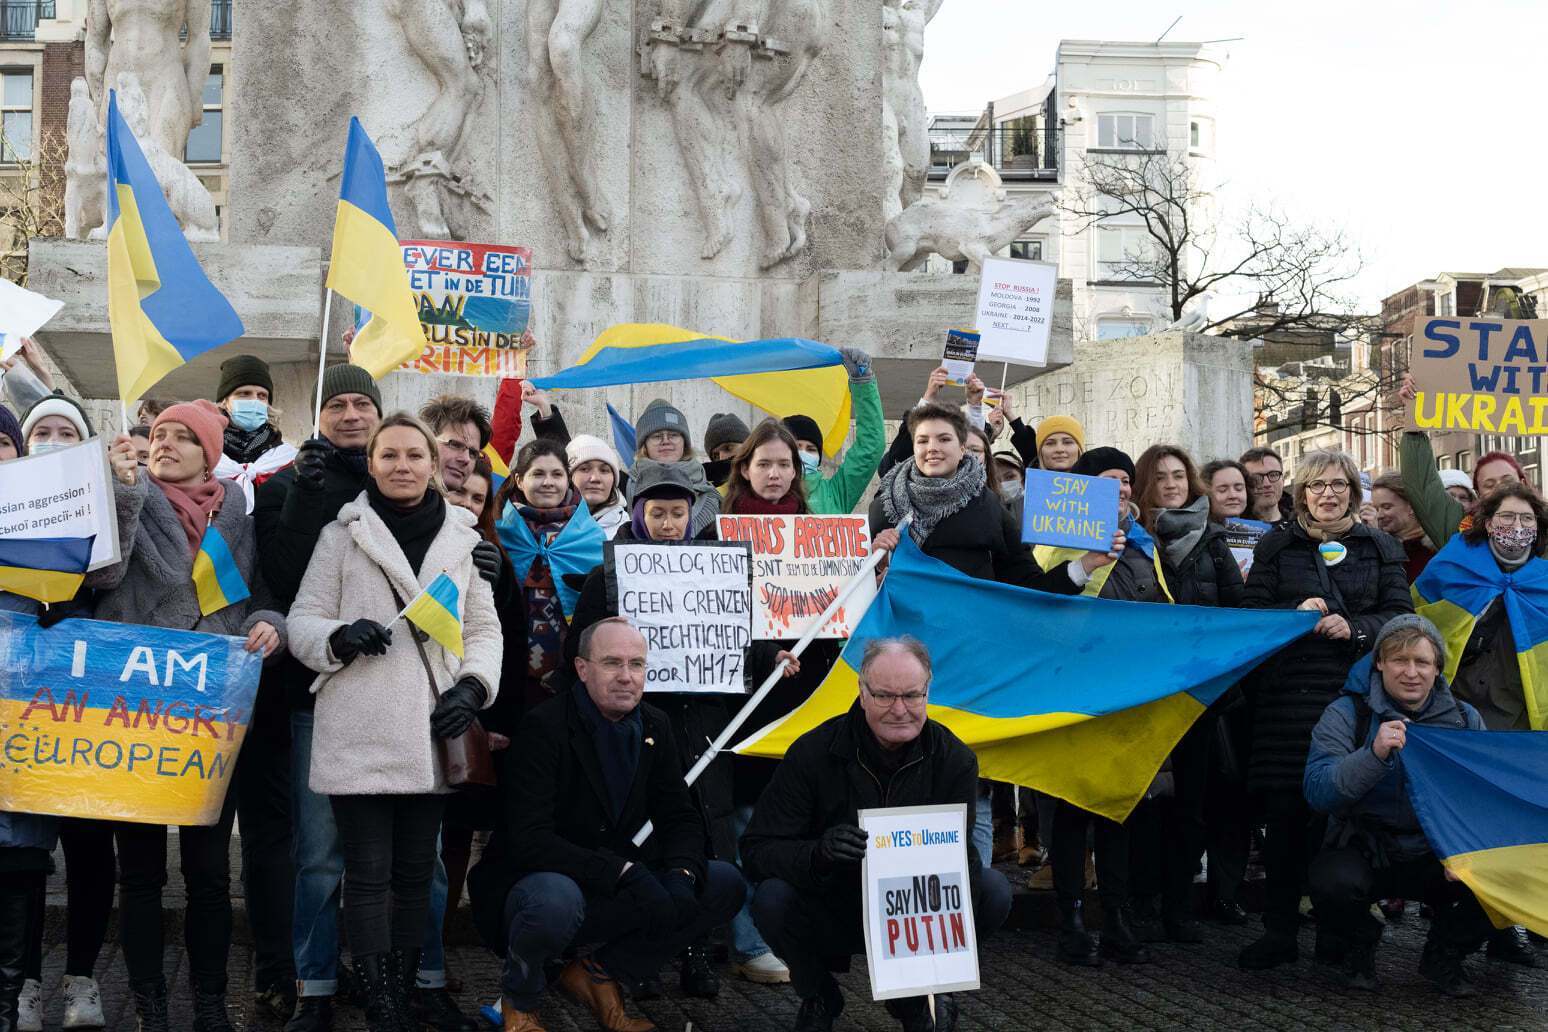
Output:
[437, 438, 478, 459]
[862, 684, 929, 707]
[1489, 512, 1534, 527]
[1307, 479, 1351, 496]
[1250, 470, 1284, 484]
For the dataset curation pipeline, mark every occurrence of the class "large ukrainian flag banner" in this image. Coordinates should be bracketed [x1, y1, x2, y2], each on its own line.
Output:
[0, 612, 260, 826]
[0, 536, 92, 605]
[738, 536, 1317, 821]
[1413, 534, 1548, 730]
[530, 324, 852, 459]
[1403, 725, 1548, 936]
[105, 91, 244, 403]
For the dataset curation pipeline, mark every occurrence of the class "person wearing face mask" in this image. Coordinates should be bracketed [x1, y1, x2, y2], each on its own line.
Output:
[990, 438, 1026, 521]
[85, 400, 286, 1032]
[567, 434, 629, 537]
[634, 400, 721, 535]
[213, 355, 298, 514]
[774, 347, 884, 516]
[702, 412, 751, 487]
[20, 391, 92, 454]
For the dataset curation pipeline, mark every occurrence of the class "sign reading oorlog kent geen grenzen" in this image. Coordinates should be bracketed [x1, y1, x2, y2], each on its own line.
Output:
[1020, 469, 1120, 551]
[1408, 316, 1548, 435]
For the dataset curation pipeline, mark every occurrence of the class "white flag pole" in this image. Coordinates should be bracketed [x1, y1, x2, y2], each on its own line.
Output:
[312, 288, 335, 436]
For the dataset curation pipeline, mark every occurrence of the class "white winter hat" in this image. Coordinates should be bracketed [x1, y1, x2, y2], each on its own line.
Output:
[1439, 469, 1475, 498]
[566, 434, 623, 476]
[21, 393, 92, 443]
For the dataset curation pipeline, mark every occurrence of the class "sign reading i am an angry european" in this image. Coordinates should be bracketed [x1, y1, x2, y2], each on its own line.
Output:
[1020, 469, 1120, 551]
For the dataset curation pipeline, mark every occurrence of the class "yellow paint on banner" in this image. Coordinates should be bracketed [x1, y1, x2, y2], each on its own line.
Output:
[1413, 391, 1548, 436]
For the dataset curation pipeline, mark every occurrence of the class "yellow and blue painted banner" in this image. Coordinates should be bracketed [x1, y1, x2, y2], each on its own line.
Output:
[1414, 534, 1548, 729]
[0, 612, 260, 826]
[495, 500, 606, 618]
[1402, 724, 1548, 936]
[329, 117, 427, 379]
[192, 525, 250, 617]
[0, 536, 93, 605]
[530, 324, 852, 459]
[403, 572, 464, 659]
[105, 90, 244, 404]
[738, 535, 1317, 821]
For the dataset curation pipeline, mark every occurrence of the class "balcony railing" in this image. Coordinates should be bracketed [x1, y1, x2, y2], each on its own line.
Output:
[928, 125, 1060, 181]
[0, 1, 54, 41]
[209, 0, 231, 39]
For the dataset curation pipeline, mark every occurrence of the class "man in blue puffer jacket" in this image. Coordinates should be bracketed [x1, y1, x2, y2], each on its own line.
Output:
[1304, 614, 1493, 997]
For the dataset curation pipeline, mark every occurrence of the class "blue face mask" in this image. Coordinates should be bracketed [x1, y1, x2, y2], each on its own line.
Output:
[27, 440, 70, 455]
[800, 450, 821, 474]
[227, 398, 269, 431]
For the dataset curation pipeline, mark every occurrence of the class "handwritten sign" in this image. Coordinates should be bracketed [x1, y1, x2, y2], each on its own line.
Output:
[973, 257, 1057, 368]
[1020, 469, 1120, 551]
[860, 804, 979, 1001]
[396, 239, 535, 377]
[0, 438, 120, 570]
[1408, 316, 1548, 435]
[716, 515, 876, 640]
[942, 329, 980, 386]
[606, 541, 753, 694]
[0, 613, 261, 825]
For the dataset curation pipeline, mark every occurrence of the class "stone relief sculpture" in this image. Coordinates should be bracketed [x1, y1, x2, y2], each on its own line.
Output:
[885, 160, 1054, 271]
[64, 79, 106, 242]
[86, 0, 210, 159]
[881, 0, 943, 222]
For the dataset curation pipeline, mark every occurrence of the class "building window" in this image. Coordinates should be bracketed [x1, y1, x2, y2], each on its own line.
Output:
[1457, 450, 1473, 471]
[1188, 117, 1213, 154]
[1094, 226, 1155, 281]
[1095, 317, 1152, 340]
[1009, 239, 1043, 261]
[184, 66, 223, 164]
[1, 68, 32, 162]
[1526, 465, 1539, 489]
[1096, 113, 1154, 150]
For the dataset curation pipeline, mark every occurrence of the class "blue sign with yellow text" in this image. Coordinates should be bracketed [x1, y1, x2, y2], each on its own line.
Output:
[1020, 469, 1121, 551]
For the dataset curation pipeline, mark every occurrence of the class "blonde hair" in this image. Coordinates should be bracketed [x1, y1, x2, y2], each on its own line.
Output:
[366, 411, 445, 494]
[1291, 449, 1362, 519]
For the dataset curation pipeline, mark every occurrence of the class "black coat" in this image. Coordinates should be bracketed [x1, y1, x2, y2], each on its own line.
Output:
[868, 486, 1078, 591]
[466, 688, 707, 950]
[1240, 520, 1412, 793]
[1161, 522, 1246, 608]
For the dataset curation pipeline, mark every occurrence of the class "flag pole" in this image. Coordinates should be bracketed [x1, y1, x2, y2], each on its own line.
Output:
[312, 287, 334, 437]
[631, 515, 911, 848]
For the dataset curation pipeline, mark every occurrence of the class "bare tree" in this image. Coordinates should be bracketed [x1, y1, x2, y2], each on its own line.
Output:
[0, 127, 68, 286]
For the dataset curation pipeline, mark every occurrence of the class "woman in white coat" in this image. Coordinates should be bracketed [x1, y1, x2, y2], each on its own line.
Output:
[288, 412, 501, 1032]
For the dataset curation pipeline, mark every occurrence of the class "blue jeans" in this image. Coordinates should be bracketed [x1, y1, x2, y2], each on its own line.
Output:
[728, 804, 772, 962]
[972, 784, 994, 870]
[290, 711, 343, 997]
[417, 835, 449, 989]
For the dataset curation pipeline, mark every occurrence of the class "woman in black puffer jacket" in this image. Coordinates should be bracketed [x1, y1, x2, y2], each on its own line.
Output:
[1237, 448, 1411, 971]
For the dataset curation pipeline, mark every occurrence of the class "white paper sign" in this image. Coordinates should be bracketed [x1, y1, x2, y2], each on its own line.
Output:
[716, 514, 876, 640]
[0, 438, 121, 571]
[608, 541, 753, 694]
[973, 257, 1057, 368]
[0, 279, 65, 349]
[860, 803, 979, 1001]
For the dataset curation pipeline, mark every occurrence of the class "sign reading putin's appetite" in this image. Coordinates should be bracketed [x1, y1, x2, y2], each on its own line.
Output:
[716, 515, 876, 640]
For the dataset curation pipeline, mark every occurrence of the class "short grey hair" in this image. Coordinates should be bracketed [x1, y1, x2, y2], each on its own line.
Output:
[1291, 448, 1362, 518]
[576, 616, 639, 660]
[858, 636, 933, 687]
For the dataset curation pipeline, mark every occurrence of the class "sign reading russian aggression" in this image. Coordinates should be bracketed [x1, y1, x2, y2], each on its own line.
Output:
[606, 541, 753, 694]
[974, 257, 1057, 368]
[1020, 469, 1120, 551]
[717, 515, 876, 640]
[397, 239, 534, 377]
[1409, 316, 1548, 435]
[860, 803, 979, 1001]
[0, 612, 260, 825]
[0, 438, 121, 570]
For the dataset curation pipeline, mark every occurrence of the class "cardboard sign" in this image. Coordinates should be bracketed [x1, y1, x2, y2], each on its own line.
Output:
[1223, 517, 1270, 579]
[716, 514, 876, 640]
[396, 239, 535, 376]
[606, 541, 753, 694]
[860, 804, 980, 1001]
[0, 438, 121, 571]
[942, 329, 980, 386]
[1020, 469, 1121, 551]
[0, 613, 261, 825]
[973, 257, 1057, 368]
[1408, 316, 1548, 435]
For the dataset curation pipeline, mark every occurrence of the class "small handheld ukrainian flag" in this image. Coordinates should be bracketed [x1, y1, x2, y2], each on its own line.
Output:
[482, 443, 510, 496]
[192, 524, 251, 617]
[0, 536, 94, 605]
[402, 573, 464, 659]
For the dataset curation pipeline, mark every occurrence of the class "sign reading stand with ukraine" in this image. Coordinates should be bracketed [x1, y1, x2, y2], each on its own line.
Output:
[0, 613, 261, 826]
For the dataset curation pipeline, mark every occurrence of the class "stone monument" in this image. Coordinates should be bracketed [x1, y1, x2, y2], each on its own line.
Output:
[881, 0, 942, 222]
[885, 160, 1056, 272]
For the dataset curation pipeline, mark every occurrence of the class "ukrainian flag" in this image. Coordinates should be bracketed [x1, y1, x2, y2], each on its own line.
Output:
[737, 535, 1317, 821]
[1413, 534, 1548, 730]
[1403, 725, 1548, 936]
[104, 91, 244, 403]
[404, 573, 464, 658]
[328, 118, 427, 379]
[0, 536, 93, 605]
[530, 324, 852, 459]
[192, 525, 250, 617]
[482, 443, 510, 496]
[1035, 518, 1166, 600]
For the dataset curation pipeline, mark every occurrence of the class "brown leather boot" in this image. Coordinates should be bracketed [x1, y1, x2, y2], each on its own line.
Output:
[556, 960, 656, 1032]
[501, 996, 551, 1032]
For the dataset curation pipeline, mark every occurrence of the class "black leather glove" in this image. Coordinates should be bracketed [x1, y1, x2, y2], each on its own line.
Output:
[471, 540, 501, 588]
[294, 437, 332, 490]
[329, 618, 392, 663]
[660, 868, 699, 926]
[616, 864, 677, 940]
[36, 604, 74, 629]
[815, 824, 868, 870]
[430, 677, 486, 739]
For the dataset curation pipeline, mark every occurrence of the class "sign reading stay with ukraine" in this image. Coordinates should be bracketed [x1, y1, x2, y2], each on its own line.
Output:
[1408, 317, 1548, 436]
[0, 612, 260, 826]
[397, 239, 535, 377]
[1020, 469, 1120, 551]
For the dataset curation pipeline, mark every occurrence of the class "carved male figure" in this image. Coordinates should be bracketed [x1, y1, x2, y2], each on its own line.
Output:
[86, 0, 211, 160]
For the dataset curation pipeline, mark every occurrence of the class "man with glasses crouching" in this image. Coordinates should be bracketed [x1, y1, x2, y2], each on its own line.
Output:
[741, 637, 1011, 1032]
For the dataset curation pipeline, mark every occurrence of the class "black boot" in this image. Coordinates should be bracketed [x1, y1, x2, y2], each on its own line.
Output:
[131, 977, 171, 1032]
[679, 942, 720, 1000]
[793, 977, 843, 1032]
[0, 884, 26, 1032]
[284, 994, 335, 1032]
[1419, 941, 1477, 998]
[1099, 905, 1152, 965]
[192, 982, 234, 1032]
[1056, 900, 1101, 967]
[351, 954, 404, 1032]
[1128, 895, 1165, 943]
[1486, 925, 1538, 967]
[389, 949, 420, 1030]
[411, 983, 480, 1031]
[1238, 927, 1299, 970]
[1342, 942, 1379, 991]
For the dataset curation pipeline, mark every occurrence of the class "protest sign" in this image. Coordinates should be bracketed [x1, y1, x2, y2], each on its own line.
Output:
[0, 439, 120, 570]
[607, 541, 753, 693]
[973, 257, 1057, 368]
[860, 803, 979, 1001]
[395, 239, 535, 377]
[1223, 517, 1270, 578]
[716, 514, 876, 639]
[1408, 316, 1548, 435]
[0, 612, 261, 825]
[0, 278, 64, 349]
[1020, 468, 1120, 551]
[941, 329, 980, 386]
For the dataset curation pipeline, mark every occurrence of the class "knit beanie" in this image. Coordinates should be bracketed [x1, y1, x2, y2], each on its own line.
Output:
[216, 354, 274, 402]
[1072, 446, 1134, 480]
[566, 434, 623, 477]
[782, 414, 823, 456]
[320, 364, 382, 415]
[153, 399, 229, 474]
[21, 391, 93, 443]
[635, 398, 688, 444]
[703, 412, 751, 455]
[1438, 469, 1475, 498]
[989, 436, 1024, 472]
[1373, 613, 1448, 670]
[0, 403, 23, 456]
[1035, 415, 1087, 452]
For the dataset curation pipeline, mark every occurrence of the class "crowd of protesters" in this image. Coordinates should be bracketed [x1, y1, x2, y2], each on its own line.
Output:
[0, 339, 1541, 1032]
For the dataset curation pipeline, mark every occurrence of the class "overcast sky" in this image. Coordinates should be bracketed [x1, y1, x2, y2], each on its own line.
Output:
[920, 0, 1548, 311]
